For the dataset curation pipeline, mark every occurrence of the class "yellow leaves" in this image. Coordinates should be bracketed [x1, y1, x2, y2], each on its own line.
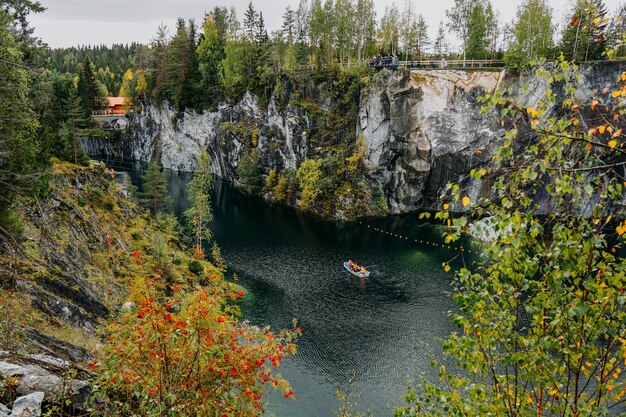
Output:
[443, 264, 451, 273]
[616, 221, 626, 236]
[591, 100, 599, 110]
[609, 140, 618, 149]
[443, 203, 450, 210]
[526, 107, 539, 118]
[462, 196, 471, 207]
[598, 125, 606, 135]
[613, 128, 623, 139]
[613, 90, 621, 99]
[622, 71, 626, 82]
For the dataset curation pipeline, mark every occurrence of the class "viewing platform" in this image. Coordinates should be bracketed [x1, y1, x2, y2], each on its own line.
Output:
[91, 97, 130, 131]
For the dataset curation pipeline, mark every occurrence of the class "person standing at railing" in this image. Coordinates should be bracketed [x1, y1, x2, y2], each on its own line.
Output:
[440, 58, 447, 68]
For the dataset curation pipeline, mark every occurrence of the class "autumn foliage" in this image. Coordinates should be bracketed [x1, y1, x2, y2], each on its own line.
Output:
[96, 278, 298, 417]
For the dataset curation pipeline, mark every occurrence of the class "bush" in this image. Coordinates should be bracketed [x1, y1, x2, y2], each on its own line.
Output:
[236, 150, 263, 195]
[96, 282, 298, 416]
[187, 259, 204, 275]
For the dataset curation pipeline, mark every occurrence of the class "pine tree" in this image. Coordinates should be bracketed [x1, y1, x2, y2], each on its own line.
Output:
[256, 12, 269, 44]
[148, 23, 170, 103]
[1, 0, 44, 57]
[414, 14, 430, 59]
[198, 14, 225, 109]
[77, 56, 103, 118]
[66, 90, 84, 164]
[282, 6, 295, 45]
[0, 5, 43, 233]
[162, 19, 193, 110]
[180, 19, 202, 111]
[184, 150, 213, 255]
[466, 2, 490, 59]
[140, 162, 171, 216]
[433, 21, 448, 58]
[243, 2, 257, 43]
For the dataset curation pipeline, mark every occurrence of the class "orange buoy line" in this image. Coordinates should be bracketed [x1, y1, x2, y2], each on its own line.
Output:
[357, 221, 475, 255]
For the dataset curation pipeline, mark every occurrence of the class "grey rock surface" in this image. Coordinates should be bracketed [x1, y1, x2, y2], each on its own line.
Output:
[83, 62, 626, 216]
[15, 364, 62, 399]
[0, 361, 26, 377]
[11, 392, 44, 417]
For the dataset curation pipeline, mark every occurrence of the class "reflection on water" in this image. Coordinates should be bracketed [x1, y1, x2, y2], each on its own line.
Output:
[97, 156, 470, 417]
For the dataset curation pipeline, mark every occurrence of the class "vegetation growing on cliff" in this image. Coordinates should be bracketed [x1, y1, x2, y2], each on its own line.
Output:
[0, 160, 298, 415]
[399, 59, 626, 417]
[224, 68, 384, 220]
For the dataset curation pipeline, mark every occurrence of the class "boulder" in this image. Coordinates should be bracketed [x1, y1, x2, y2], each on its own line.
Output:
[11, 392, 44, 417]
[0, 361, 26, 377]
[16, 365, 62, 399]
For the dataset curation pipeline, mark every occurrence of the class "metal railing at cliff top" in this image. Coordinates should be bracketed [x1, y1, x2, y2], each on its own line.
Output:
[92, 110, 127, 116]
[293, 59, 506, 72]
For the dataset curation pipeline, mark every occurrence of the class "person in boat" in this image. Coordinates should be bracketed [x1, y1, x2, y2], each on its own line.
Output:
[359, 267, 366, 274]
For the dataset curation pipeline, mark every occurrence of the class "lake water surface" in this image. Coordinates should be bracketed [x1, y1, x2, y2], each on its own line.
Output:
[103, 157, 472, 417]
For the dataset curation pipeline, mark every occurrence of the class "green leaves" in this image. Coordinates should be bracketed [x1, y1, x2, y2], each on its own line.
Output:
[400, 60, 626, 417]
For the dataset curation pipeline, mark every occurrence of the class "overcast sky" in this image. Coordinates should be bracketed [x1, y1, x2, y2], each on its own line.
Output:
[28, 0, 624, 48]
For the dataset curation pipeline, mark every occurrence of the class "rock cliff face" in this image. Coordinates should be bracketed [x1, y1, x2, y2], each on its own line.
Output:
[358, 69, 507, 213]
[83, 62, 626, 216]
[127, 93, 310, 177]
